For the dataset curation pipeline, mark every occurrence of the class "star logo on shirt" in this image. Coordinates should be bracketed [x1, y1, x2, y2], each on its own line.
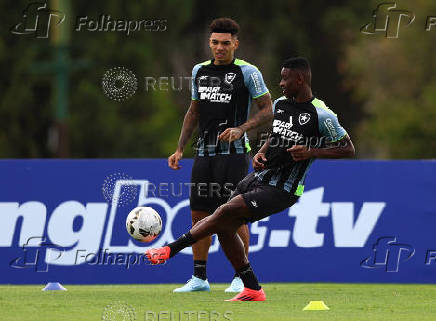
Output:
[298, 113, 311, 125]
[276, 109, 284, 114]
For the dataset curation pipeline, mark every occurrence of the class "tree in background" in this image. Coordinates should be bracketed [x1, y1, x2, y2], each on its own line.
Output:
[1, 0, 434, 159]
[326, 0, 436, 158]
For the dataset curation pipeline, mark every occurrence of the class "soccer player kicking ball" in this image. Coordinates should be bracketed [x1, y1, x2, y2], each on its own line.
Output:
[148, 57, 355, 301]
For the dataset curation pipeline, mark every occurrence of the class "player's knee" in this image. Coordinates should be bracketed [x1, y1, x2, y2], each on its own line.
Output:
[214, 202, 245, 225]
[214, 203, 233, 219]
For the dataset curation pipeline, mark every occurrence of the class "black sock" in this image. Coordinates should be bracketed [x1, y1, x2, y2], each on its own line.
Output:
[168, 232, 196, 258]
[193, 260, 207, 280]
[237, 263, 261, 290]
[233, 272, 239, 279]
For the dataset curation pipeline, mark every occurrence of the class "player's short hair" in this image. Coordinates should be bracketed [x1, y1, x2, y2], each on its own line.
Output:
[209, 18, 240, 36]
[282, 57, 311, 72]
[282, 57, 311, 84]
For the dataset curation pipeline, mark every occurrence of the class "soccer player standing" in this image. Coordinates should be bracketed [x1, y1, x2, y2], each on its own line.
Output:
[167, 18, 273, 292]
[149, 57, 355, 301]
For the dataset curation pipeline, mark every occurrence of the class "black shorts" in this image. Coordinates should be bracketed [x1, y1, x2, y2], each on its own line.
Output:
[229, 172, 299, 223]
[190, 153, 249, 213]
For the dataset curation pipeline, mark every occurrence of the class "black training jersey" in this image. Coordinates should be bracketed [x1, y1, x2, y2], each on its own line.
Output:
[255, 96, 347, 196]
[191, 58, 269, 156]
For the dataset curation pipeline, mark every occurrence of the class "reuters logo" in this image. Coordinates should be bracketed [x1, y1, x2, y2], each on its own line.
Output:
[102, 67, 137, 102]
[102, 172, 138, 207]
[102, 301, 136, 321]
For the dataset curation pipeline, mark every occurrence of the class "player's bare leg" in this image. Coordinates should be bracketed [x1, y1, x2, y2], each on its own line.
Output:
[189, 197, 249, 239]
[146, 196, 265, 300]
[191, 211, 212, 259]
[217, 230, 248, 270]
[192, 214, 249, 255]
[237, 224, 249, 256]
[146, 196, 249, 263]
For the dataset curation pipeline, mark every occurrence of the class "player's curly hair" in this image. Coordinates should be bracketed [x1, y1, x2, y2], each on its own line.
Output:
[209, 18, 240, 35]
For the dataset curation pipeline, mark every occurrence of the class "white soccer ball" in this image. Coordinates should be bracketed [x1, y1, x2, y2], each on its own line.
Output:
[126, 207, 162, 242]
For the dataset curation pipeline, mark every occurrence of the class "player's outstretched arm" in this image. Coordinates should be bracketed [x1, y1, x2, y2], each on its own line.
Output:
[287, 135, 355, 161]
[168, 100, 199, 169]
[218, 93, 273, 142]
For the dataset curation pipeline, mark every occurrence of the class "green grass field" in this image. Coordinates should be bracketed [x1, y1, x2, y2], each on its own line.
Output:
[1, 283, 436, 321]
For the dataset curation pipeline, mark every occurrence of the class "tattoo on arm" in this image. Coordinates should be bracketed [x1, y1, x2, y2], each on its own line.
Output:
[238, 93, 273, 133]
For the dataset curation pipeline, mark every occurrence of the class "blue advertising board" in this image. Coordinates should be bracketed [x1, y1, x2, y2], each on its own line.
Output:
[0, 159, 435, 284]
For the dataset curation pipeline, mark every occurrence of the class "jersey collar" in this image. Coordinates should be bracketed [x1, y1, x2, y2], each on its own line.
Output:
[210, 57, 236, 66]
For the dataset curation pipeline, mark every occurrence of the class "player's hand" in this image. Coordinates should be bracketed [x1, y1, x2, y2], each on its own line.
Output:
[253, 152, 267, 171]
[218, 127, 244, 142]
[287, 145, 313, 161]
[168, 150, 183, 170]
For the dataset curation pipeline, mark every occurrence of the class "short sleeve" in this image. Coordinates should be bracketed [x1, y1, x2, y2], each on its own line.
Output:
[241, 65, 269, 99]
[191, 64, 201, 100]
[318, 111, 348, 143]
[272, 99, 278, 113]
[272, 96, 286, 113]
